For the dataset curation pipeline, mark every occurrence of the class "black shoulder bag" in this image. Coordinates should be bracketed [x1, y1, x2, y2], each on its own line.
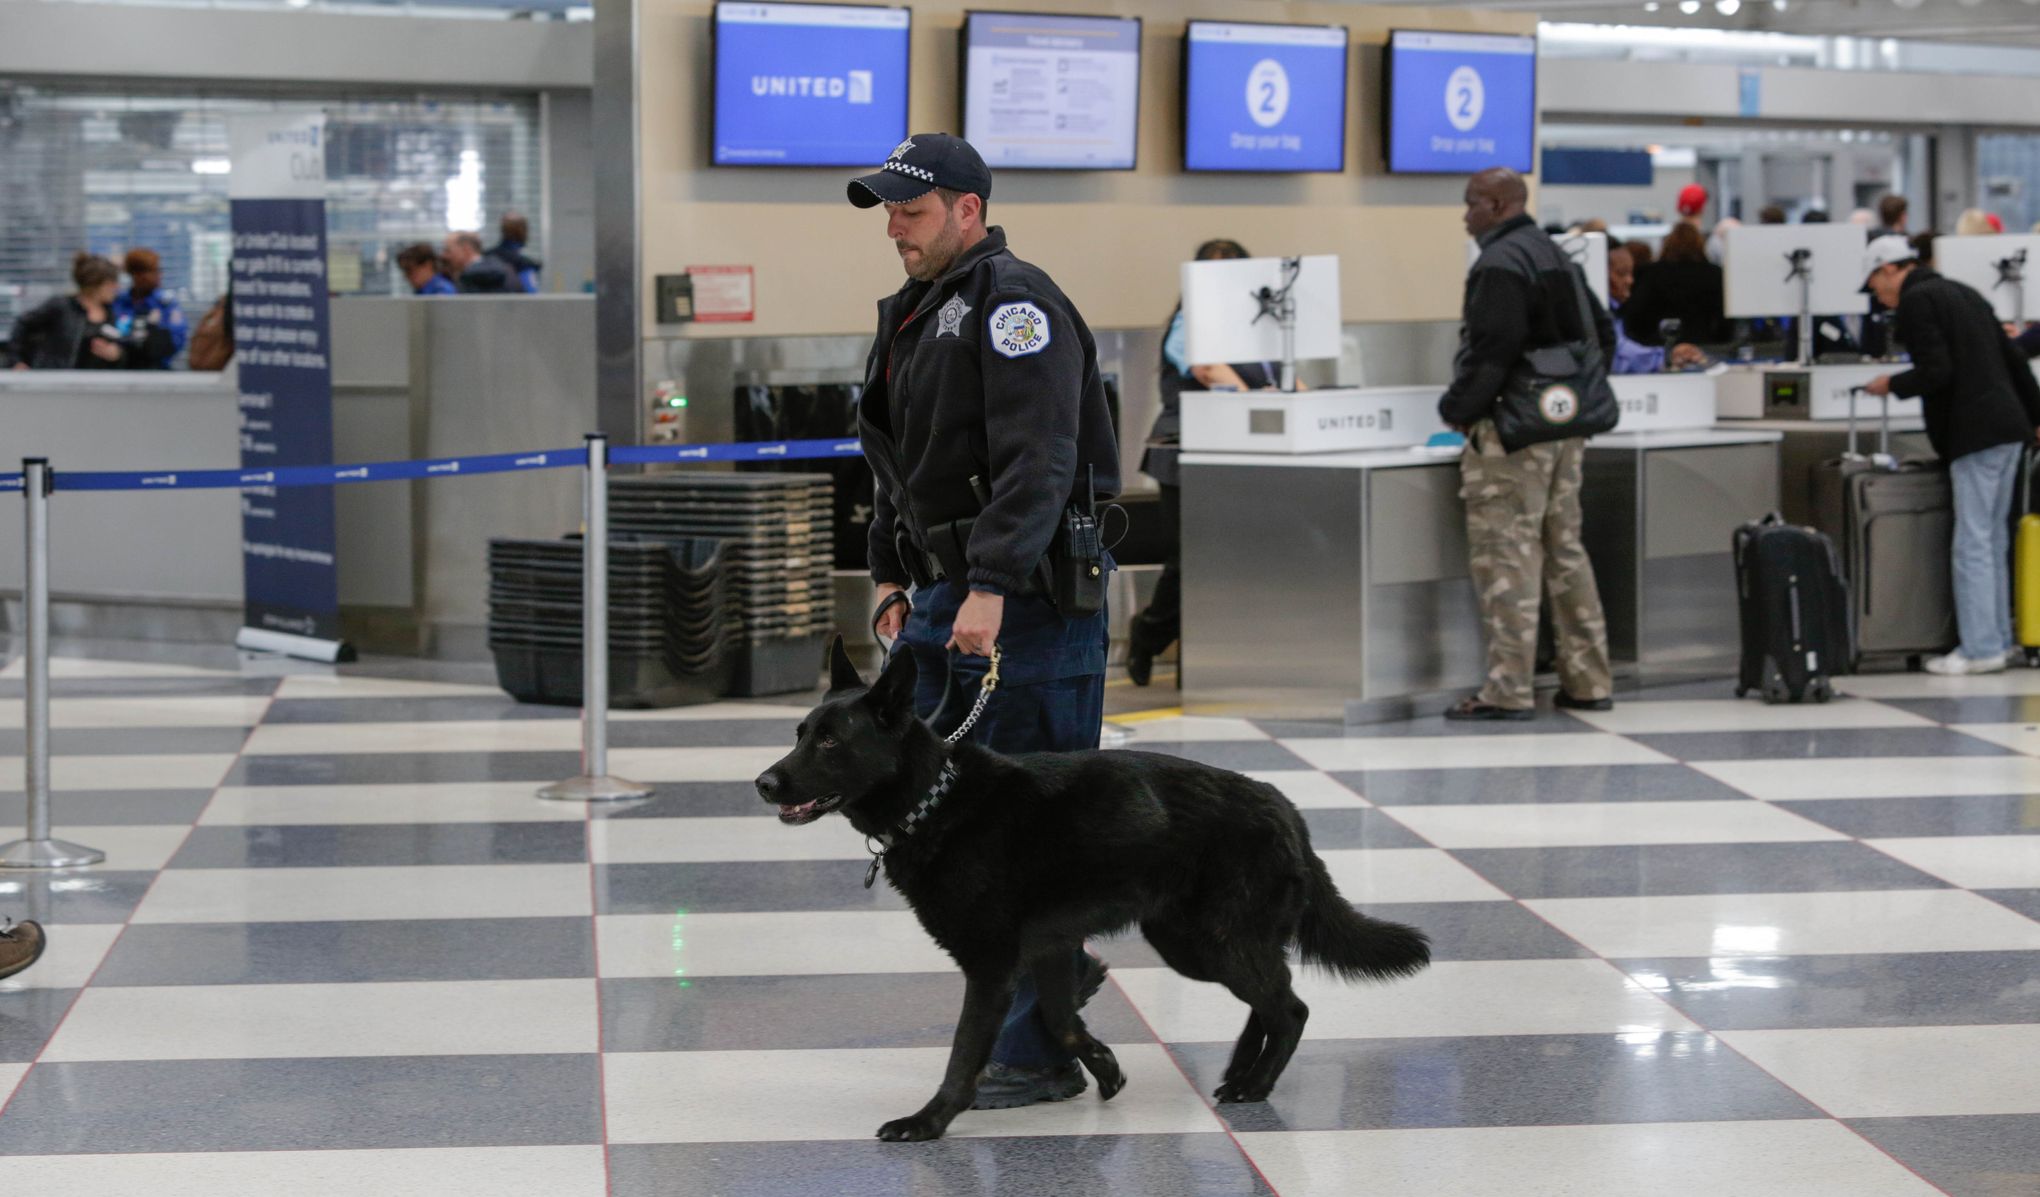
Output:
[1490, 270, 1621, 454]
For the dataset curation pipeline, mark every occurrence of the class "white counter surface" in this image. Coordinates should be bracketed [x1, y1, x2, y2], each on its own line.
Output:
[1180, 446, 1465, 471]
[1591, 429, 1785, 450]
[0, 367, 235, 395]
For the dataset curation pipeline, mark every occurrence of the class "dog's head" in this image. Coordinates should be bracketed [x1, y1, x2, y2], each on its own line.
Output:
[754, 636, 923, 826]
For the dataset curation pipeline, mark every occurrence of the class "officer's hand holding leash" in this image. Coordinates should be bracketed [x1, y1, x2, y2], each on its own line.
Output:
[947, 590, 1004, 658]
[873, 583, 911, 644]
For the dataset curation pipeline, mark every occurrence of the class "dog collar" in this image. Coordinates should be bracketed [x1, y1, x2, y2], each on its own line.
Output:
[863, 758, 959, 889]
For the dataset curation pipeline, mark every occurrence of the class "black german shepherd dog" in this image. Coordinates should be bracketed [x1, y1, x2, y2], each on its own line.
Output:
[754, 639, 1430, 1142]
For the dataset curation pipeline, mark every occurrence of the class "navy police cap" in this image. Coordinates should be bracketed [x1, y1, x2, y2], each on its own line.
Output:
[847, 134, 992, 209]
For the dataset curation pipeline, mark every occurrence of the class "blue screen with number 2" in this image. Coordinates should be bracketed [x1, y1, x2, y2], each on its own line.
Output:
[1386, 31, 1535, 174]
[1183, 23, 1348, 173]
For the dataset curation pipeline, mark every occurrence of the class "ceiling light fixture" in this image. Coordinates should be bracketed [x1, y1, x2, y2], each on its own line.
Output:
[1679, 0, 1701, 13]
[1716, 0, 1740, 12]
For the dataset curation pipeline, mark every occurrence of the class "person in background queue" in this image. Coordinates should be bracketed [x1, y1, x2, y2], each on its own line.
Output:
[1623, 222, 1728, 349]
[8, 253, 128, 370]
[112, 248, 187, 368]
[1862, 236, 2040, 675]
[1609, 244, 1706, 374]
[442, 232, 517, 294]
[1125, 237, 1276, 688]
[398, 243, 459, 296]
[489, 212, 543, 294]
[850, 133, 1121, 1111]
[1438, 167, 1615, 721]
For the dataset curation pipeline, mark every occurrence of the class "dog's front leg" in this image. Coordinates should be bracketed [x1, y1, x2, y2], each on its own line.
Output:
[875, 971, 1014, 1142]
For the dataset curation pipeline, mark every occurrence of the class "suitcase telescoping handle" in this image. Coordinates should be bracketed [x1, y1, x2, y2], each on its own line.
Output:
[1846, 384, 1892, 463]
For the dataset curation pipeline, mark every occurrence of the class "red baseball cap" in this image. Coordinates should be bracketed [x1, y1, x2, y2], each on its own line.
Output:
[1986, 212, 2005, 233]
[1677, 184, 1709, 217]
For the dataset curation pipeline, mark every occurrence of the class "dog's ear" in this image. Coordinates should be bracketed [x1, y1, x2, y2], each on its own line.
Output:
[824, 635, 865, 697]
[867, 648, 919, 728]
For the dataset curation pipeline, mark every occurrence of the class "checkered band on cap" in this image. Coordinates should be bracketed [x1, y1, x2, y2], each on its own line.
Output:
[886, 161, 935, 184]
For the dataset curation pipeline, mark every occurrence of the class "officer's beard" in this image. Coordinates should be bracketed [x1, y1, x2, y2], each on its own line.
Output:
[900, 213, 966, 283]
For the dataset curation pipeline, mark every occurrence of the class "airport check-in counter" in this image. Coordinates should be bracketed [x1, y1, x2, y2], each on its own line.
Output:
[1714, 361, 1930, 527]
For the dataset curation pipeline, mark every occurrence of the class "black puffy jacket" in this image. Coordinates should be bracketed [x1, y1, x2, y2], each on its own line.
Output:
[1888, 268, 2040, 462]
[859, 227, 1120, 595]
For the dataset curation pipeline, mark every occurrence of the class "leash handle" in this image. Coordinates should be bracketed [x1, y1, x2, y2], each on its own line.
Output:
[871, 588, 912, 652]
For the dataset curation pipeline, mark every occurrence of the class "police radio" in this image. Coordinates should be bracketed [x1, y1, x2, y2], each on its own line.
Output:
[1051, 466, 1106, 619]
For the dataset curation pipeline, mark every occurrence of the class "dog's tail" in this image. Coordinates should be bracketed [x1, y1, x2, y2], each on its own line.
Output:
[1296, 855, 1431, 982]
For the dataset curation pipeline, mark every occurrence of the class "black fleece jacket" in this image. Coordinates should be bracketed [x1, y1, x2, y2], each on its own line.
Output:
[1888, 268, 2040, 462]
[1439, 215, 1616, 429]
[858, 227, 1120, 595]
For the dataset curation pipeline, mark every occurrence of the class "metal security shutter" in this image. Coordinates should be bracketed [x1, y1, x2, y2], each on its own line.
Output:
[0, 81, 542, 333]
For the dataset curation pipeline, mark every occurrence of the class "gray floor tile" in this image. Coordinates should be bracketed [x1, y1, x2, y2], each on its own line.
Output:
[0, 871, 157, 924]
[1299, 808, 1431, 850]
[1778, 795, 2040, 838]
[1617, 951, 2040, 1029]
[1451, 842, 1951, 898]
[0, 677, 281, 699]
[1846, 1114, 2040, 1197]
[601, 971, 1153, 1052]
[1878, 695, 2040, 724]
[1172, 1032, 1818, 1131]
[1345, 764, 1758, 806]
[1620, 679, 1749, 703]
[1116, 741, 1312, 771]
[1978, 889, 2040, 922]
[1093, 901, 1590, 966]
[225, 751, 583, 787]
[1630, 727, 2017, 762]
[0, 1054, 603, 1153]
[607, 720, 803, 749]
[608, 1135, 1274, 1197]
[1263, 713, 1599, 739]
[0, 988, 75, 1063]
[595, 860, 907, 914]
[260, 697, 579, 723]
[0, 789, 214, 827]
[591, 782, 775, 820]
[0, 727, 253, 756]
[92, 918, 596, 986]
[168, 823, 588, 868]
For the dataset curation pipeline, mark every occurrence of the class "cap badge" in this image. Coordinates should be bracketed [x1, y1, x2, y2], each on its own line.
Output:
[889, 138, 916, 162]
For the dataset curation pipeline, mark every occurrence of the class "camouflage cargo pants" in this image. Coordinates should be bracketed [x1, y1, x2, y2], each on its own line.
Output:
[1459, 420, 1613, 710]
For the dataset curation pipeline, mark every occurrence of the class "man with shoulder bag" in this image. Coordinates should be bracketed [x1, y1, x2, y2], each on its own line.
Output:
[1438, 167, 1618, 721]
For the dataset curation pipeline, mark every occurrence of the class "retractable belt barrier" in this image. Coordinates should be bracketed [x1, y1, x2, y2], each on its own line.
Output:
[2, 434, 867, 867]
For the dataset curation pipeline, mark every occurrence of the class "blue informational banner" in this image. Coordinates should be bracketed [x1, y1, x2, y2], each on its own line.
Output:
[712, 2, 912, 166]
[229, 113, 342, 649]
[1182, 21, 1349, 174]
[1385, 30, 1536, 174]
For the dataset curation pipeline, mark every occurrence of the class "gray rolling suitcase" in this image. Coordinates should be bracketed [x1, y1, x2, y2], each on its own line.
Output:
[1808, 388, 1957, 669]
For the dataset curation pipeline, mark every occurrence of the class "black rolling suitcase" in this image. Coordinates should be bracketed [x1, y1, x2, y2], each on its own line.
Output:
[1734, 514, 1851, 703]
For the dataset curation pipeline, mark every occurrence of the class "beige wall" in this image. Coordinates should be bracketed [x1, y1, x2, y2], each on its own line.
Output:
[637, 0, 1538, 338]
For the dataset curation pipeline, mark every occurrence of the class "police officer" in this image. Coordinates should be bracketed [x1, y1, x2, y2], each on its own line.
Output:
[847, 134, 1121, 1110]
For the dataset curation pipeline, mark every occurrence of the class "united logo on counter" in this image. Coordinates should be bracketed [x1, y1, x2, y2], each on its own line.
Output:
[936, 295, 971, 338]
[989, 301, 1051, 358]
[1538, 383, 1580, 424]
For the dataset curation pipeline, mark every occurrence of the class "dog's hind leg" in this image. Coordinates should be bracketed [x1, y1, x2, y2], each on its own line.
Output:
[1211, 956, 1309, 1105]
[1033, 948, 1125, 1101]
[876, 970, 1016, 1142]
[1221, 1010, 1266, 1092]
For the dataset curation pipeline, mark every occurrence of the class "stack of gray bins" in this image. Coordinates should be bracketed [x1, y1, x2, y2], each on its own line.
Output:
[609, 472, 834, 695]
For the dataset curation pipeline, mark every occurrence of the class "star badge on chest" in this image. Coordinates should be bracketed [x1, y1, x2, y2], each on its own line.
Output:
[936, 295, 971, 339]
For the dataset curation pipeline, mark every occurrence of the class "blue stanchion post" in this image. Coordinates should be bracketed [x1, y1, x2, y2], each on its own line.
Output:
[538, 434, 653, 804]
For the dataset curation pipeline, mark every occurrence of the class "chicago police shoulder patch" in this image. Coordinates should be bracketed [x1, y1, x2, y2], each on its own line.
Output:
[988, 301, 1052, 359]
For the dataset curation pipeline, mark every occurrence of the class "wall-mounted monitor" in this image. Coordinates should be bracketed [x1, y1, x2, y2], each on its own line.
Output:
[712, 1, 912, 167]
[1182, 20, 1349, 174]
[1383, 30, 1536, 175]
[962, 11, 1142, 170]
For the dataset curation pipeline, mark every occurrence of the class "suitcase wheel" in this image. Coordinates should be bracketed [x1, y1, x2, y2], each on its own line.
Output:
[1906, 655, 1924, 673]
[1760, 669, 1794, 705]
[1809, 678, 1834, 704]
[1734, 686, 1749, 699]
[2027, 648, 2039, 669]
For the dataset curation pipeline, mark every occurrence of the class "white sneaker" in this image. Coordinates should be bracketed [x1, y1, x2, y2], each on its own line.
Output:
[1924, 651, 2009, 676]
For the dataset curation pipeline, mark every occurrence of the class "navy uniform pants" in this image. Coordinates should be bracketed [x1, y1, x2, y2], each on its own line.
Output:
[897, 577, 1107, 1070]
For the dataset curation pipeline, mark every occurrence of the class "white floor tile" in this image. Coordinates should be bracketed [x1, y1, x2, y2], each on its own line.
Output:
[611, 702, 814, 722]
[1568, 699, 1931, 735]
[1385, 802, 1845, 849]
[1526, 888, 2040, 958]
[603, 1043, 1215, 1143]
[0, 1147, 609, 1197]
[1245, 771, 1371, 809]
[0, 1064, 25, 1096]
[608, 746, 788, 783]
[1318, 849, 1512, 903]
[1866, 835, 2040, 888]
[1284, 734, 1672, 772]
[44, 825, 191, 872]
[590, 815, 866, 864]
[132, 864, 593, 923]
[13, 753, 239, 792]
[0, 696, 270, 730]
[1948, 722, 2040, 754]
[596, 911, 956, 978]
[1104, 716, 1270, 743]
[41, 978, 598, 1062]
[1720, 1025, 2040, 1118]
[1236, 1121, 1940, 1197]
[1837, 671, 2040, 698]
[1692, 755, 2040, 801]
[0, 922, 123, 992]
[272, 676, 506, 700]
[201, 783, 583, 826]
[1, 657, 240, 681]
[1112, 960, 1696, 1042]
[240, 720, 585, 756]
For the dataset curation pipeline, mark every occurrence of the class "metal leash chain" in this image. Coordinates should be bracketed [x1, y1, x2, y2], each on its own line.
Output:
[944, 644, 1001, 745]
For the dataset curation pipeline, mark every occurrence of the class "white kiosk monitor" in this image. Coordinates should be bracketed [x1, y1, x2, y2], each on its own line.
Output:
[1181, 255, 1342, 386]
[1723, 224, 1872, 319]
[1932, 234, 2040, 325]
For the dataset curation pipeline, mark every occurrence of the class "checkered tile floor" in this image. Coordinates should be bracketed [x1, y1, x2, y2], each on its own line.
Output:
[1, 649, 2038, 1195]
